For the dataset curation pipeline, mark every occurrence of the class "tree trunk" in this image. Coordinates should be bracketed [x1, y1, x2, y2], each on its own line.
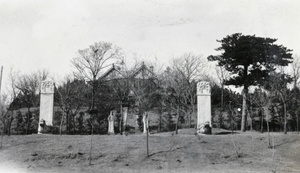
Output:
[228, 101, 233, 133]
[59, 115, 63, 136]
[73, 115, 75, 135]
[279, 93, 287, 134]
[8, 116, 13, 136]
[295, 99, 299, 134]
[167, 108, 172, 131]
[119, 104, 123, 135]
[159, 110, 162, 132]
[297, 112, 299, 134]
[192, 104, 196, 128]
[175, 106, 179, 134]
[8, 110, 14, 136]
[26, 107, 31, 135]
[8, 120, 10, 136]
[241, 89, 248, 132]
[66, 112, 69, 134]
[91, 80, 96, 110]
[241, 66, 249, 132]
[260, 108, 264, 133]
[189, 112, 191, 128]
[248, 109, 253, 131]
[0, 127, 3, 148]
[89, 123, 93, 165]
[249, 97, 253, 131]
[221, 82, 224, 111]
[246, 106, 251, 131]
[283, 101, 287, 134]
[2, 120, 6, 135]
[293, 82, 298, 134]
[267, 119, 271, 148]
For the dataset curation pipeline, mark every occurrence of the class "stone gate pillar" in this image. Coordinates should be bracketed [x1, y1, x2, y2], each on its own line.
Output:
[197, 81, 212, 134]
[143, 112, 149, 134]
[108, 111, 115, 134]
[38, 80, 54, 134]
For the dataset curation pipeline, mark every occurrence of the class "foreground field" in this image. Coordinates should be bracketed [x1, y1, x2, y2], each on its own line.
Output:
[0, 129, 299, 173]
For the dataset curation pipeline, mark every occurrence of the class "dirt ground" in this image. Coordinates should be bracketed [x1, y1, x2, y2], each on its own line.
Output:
[0, 129, 299, 173]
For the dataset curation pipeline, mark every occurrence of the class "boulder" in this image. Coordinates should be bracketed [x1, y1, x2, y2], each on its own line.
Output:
[197, 122, 212, 135]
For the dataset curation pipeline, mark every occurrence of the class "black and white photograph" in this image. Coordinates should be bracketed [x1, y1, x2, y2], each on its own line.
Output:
[0, 0, 300, 172]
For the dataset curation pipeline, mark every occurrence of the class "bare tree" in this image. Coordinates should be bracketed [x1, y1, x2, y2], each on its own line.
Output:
[55, 75, 87, 135]
[15, 70, 48, 134]
[0, 98, 14, 136]
[71, 42, 123, 110]
[291, 56, 300, 133]
[0, 100, 5, 149]
[3, 67, 20, 136]
[216, 65, 230, 110]
[172, 53, 206, 82]
[129, 62, 159, 131]
[291, 56, 300, 89]
[166, 53, 207, 131]
[0, 94, 16, 136]
[99, 63, 131, 135]
[131, 58, 165, 132]
[266, 69, 293, 134]
[252, 87, 274, 146]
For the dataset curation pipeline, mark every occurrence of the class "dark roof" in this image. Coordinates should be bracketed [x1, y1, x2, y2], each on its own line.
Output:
[99, 63, 156, 81]
[129, 62, 155, 79]
[99, 64, 125, 80]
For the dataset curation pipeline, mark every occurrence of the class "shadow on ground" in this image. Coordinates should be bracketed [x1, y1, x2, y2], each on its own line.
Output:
[213, 131, 238, 135]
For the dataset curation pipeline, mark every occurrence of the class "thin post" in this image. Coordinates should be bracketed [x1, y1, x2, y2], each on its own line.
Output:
[297, 113, 299, 134]
[175, 105, 179, 134]
[146, 126, 149, 157]
[119, 104, 123, 135]
[88, 118, 93, 165]
[0, 66, 2, 99]
[261, 108, 264, 133]
[0, 66, 3, 149]
[146, 112, 149, 157]
[228, 101, 233, 134]
[89, 126, 93, 165]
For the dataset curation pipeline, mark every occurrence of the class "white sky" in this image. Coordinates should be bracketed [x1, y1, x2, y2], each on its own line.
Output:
[1, 0, 300, 92]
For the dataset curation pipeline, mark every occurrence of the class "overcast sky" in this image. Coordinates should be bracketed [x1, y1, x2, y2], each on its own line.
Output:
[1, 0, 300, 91]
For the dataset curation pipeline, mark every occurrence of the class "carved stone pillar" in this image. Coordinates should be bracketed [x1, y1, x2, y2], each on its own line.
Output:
[38, 80, 54, 134]
[108, 111, 115, 134]
[197, 81, 212, 134]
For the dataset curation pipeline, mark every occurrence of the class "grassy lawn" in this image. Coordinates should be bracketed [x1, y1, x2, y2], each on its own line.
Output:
[0, 129, 299, 173]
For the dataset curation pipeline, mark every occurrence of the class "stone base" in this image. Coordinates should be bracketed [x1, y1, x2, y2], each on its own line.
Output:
[197, 122, 212, 135]
[38, 127, 43, 134]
